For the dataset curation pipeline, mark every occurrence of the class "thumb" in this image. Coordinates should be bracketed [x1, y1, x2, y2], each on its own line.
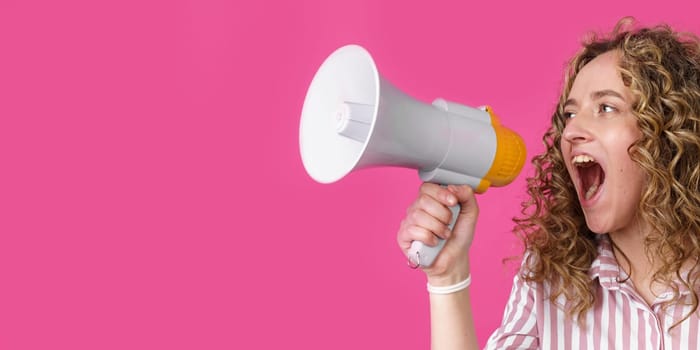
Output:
[444, 185, 479, 249]
[447, 185, 479, 219]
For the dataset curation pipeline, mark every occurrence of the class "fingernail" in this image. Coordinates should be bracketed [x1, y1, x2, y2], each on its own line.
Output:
[446, 195, 456, 205]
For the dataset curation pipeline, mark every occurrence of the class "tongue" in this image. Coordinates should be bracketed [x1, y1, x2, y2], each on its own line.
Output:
[581, 163, 603, 200]
[585, 183, 599, 200]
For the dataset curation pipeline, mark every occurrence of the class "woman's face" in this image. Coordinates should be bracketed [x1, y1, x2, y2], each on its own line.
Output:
[560, 50, 646, 235]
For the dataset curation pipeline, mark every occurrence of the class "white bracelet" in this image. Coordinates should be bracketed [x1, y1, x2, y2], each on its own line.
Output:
[427, 275, 471, 294]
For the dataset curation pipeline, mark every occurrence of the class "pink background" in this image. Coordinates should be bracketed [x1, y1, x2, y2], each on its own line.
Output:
[1, 0, 699, 349]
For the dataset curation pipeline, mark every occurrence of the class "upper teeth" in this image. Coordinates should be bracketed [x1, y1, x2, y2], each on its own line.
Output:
[572, 155, 595, 165]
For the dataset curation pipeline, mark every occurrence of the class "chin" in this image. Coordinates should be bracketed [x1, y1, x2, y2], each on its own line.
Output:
[583, 216, 610, 234]
[587, 227, 608, 235]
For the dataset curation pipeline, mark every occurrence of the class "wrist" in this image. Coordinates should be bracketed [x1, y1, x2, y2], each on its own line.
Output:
[426, 262, 470, 287]
[427, 274, 471, 294]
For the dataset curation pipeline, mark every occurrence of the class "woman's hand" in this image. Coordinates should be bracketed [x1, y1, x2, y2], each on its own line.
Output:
[397, 183, 479, 285]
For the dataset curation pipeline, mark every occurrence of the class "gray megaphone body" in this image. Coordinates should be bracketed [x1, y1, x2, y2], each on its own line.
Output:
[299, 45, 526, 268]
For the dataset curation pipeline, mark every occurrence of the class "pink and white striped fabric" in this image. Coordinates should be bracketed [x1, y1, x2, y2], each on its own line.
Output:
[485, 235, 700, 349]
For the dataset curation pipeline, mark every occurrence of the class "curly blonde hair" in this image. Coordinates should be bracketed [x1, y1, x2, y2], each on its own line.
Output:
[516, 18, 700, 324]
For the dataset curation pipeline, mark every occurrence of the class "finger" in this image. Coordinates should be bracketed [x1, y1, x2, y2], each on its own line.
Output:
[403, 225, 441, 248]
[408, 208, 451, 239]
[419, 182, 458, 207]
[414, 193, 454, 226]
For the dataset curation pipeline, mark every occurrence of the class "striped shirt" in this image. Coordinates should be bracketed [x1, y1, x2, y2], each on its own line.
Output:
[485, 235, 700, 349]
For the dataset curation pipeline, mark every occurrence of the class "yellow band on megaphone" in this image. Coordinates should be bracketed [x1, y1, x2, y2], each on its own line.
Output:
[475, 107, 527, 193]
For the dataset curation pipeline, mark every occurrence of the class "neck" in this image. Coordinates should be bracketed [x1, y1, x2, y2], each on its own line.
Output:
[608, 230, 654, 278]
[608, 217, 656, 276]
[607, 221, 665, 304]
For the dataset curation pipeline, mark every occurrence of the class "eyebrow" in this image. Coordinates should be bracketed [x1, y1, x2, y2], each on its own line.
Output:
[563, 89, 626, 108]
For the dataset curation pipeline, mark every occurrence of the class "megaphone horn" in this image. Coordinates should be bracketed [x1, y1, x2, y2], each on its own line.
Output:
[299, 45, 526, 267]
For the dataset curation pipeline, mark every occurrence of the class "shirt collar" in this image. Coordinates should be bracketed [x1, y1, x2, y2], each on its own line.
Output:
[588, 234, 694, 297]
[588, 234, 626, 291]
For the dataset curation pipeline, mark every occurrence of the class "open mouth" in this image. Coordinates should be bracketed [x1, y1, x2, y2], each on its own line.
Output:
[573, 155, 605, 201]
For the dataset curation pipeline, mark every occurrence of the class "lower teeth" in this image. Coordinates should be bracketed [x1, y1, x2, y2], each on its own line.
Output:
[585, 184, 599, 200]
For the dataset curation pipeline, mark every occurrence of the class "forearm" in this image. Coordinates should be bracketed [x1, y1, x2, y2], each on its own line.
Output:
[429, 288, 479, 350]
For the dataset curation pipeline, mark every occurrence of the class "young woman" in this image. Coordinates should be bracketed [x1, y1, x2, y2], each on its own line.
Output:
[397, 19, 700, 349]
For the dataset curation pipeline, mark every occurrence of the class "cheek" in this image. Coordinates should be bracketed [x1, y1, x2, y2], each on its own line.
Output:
[617, 160, 646, 198]
[559, 139, 571, 160]
[559, 142, 575, 177]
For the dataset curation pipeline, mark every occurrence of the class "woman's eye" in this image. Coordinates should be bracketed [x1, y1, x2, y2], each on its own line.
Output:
[600, 104, 616, 113]
[563, 111, 576, 119]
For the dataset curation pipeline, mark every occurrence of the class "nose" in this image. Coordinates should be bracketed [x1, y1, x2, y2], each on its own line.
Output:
[562, 113, 593, 144]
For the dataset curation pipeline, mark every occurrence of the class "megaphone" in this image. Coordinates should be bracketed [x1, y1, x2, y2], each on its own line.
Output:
[299, 45, 526, 267]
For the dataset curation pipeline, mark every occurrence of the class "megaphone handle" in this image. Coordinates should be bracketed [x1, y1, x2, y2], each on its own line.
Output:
[407, 202, 460, 268]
